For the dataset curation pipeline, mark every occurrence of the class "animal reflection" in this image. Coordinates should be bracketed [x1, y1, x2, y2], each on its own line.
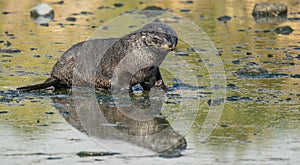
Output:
[51, 89, 186, 157]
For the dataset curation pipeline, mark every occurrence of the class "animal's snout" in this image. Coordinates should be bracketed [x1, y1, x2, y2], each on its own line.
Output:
[168, 44, 176, 51]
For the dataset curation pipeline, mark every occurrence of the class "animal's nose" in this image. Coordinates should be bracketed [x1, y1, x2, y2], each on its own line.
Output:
[168, 44, 176, 51]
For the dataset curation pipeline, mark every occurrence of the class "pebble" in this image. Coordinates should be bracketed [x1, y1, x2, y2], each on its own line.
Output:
[180, 9, 190, 13]
[30, 48, 38, 51]
[273, 26, 294, 35]
[2, 11, 12, 15]
[227, 84, 237, 89]
[232, 60, 240, 65]
[77, 151, 120, 157]
[80, 11, 93, 15]
[52, 1, 64, 5]
[45, 112, 55, 114]
[113, 3, 124, 7]
[236, 63, 268, 76]
[0, 110, 9, 114]
[181, 0, 194, 4]
[66, 17, 76, 22]
[98, 6, 110, 10]
[142, 6, 163, 11]
[217, 15, 232, 23]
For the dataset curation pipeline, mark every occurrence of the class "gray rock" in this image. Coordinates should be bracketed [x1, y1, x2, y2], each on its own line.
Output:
[252, 2, 287, 17]
[217, 15, 232, 23]
[142, 6, 164, 11]
[237, 63, 268, 76]
[30, 3, 54, 18]
[273, 25, 294, 35]
[30, 3, 54, 26]
[254, 25, 294, 35]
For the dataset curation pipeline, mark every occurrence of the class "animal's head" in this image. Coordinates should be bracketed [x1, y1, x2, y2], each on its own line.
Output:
[139, 22, 178, 52]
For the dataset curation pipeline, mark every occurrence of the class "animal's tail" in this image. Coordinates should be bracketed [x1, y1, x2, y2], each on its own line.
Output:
[17, 78, 58, 92]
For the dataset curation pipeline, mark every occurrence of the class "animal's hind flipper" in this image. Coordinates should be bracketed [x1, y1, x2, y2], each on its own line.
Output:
[17, 78, 59, 92]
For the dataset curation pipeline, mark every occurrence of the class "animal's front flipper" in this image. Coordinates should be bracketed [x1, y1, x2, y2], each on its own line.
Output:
[140, 67, 167, 92]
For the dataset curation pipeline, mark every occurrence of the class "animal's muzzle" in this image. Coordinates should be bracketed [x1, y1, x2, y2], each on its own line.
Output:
[168, 44, 176, 51]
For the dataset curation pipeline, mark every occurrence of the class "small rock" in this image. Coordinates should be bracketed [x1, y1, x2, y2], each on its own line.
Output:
[30, 48, 38, 51]
[30, 3, 54, 26]
[236, 63, 268, 76]
[273, 25, 294, 35]
[113, 3, 124, 7]
[2, 11, 12, 15]
[291, 74, 300, 78]
[255, 26, 294, 35]
[5, 31, 14, 37]
[80, 11, 93, 15]
[66, 17, 76, 22]
[227, 84, 237, 89]
[98, 6, 110, 10]
[30, 3, 54, 18]
[180, 9, 190, 13]
[232, 60, 240, 65]
[267, 54, 274, 58]
[180, 0, 194, 4]
[47, 157, 63, 160]
[217, 15, 232, 23]
[45, 112, 55, 114]
[52, 1, 64, 5]
[226, 96, 240, 101]
[0, 110, 9, 114]
[142, 6, 164, 11]
[77, 151, 120, 157]
[0, 40, 11, 47]
[246, 52, 252, 55]
[252, 2, 287, 17]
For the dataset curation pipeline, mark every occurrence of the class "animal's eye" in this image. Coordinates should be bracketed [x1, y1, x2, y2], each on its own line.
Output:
[152, 36, 161, 44]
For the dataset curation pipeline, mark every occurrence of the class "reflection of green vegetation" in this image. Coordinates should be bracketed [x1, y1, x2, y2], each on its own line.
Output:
[192, 100, 299, 143]
[0, 99, 58, 134]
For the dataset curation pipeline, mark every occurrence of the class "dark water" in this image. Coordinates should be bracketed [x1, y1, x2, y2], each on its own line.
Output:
[0, 0, 300, 164]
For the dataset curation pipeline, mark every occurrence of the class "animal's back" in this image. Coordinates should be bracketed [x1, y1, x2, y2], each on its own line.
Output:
[51, 38, 119, 87]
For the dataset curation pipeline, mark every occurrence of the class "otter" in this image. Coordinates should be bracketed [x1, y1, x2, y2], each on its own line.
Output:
[17, 22, 178, 92]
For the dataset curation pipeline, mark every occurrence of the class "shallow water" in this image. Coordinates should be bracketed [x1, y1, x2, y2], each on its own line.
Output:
[1, 0, 300, 164]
